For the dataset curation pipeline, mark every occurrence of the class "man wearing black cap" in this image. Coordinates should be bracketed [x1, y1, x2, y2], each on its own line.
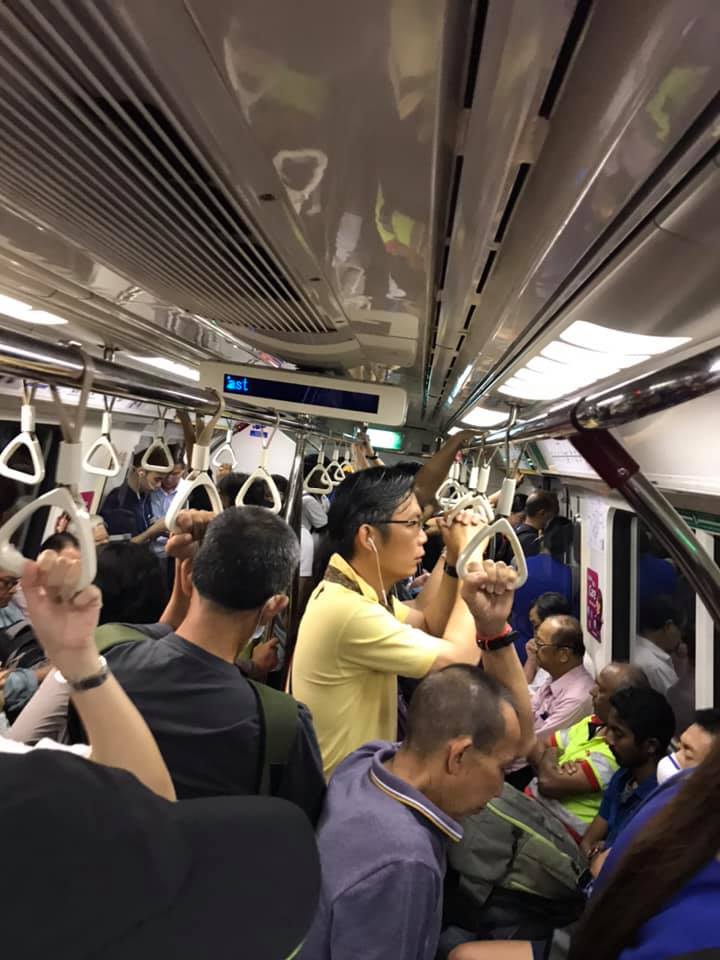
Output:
[1, 549, 321, 960]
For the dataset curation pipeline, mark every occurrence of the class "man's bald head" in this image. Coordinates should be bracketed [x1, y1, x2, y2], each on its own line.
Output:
[591, 661, 649, 724]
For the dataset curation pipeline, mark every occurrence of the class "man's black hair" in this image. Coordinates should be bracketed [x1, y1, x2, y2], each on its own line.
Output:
[532, 591, 571, 622]
[693, 707, 720, 736]
[543, 515, 573, 559]
[95, 542, 169, 625]
[192, 506, 299, 611]
[609, 686, 675, 758]
[39, 532, 80, 555]
[405, 664, 514, 756]
[546, 614, 585, 658]
[638, 595, 685, 634]
[326, 466, 416, 561]
[395, 461, 423, 478]
[525, 490, 559, 519]
[217, 472, 248, 506]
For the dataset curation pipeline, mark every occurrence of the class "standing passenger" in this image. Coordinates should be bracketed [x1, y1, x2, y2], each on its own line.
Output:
[298, 563, 532, 960]
[631, 596, 684, 694]
[99, 452, 162, 538]
[513, 491, 559, 558]
[291, 466, 484, 778]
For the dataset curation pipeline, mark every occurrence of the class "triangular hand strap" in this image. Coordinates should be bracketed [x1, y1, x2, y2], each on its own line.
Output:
[0, 487, 97, 589]
[141, 436, 174, 474]
[303, 462, 334, 494]
[212, 429, 238, 469]
[83, 411, 120, 478]
[0, 401, 45, 486]
[236, 466, 282, 514]
[456, 517, 528, 587]
[165, 472, 224, 532]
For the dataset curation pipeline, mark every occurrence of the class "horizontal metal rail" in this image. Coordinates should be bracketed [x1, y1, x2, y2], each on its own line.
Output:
[0, 324, 329, 435]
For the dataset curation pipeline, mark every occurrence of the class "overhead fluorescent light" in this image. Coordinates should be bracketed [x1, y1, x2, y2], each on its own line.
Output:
[126, 355, 200, 382]
[561, 320, 690, 356]
[448, 364, 474, 404]
[366, 428, 403, 450]
[0, 295, 68, 326]
[461, 405, 509, 428]
[500, 320, 691, 402]
[447, 426, 463, 435]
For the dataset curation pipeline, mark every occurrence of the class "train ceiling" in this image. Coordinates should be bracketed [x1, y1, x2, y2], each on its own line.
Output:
[0, 0, 718, 436]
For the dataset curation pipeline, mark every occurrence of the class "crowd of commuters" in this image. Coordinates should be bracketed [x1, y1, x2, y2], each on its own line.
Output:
[0, 426, 718, 960]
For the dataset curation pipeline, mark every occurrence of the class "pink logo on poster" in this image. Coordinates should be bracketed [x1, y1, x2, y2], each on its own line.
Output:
[586, 568, 603, 642]
[80, 491, 94, 511]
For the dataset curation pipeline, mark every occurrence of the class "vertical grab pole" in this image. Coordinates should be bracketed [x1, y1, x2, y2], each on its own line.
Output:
[570, 429, 720, 625]
[281, 432, 307, 689]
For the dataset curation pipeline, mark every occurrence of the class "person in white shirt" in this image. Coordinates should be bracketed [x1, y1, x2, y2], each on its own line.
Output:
[632, 595, 684, 694]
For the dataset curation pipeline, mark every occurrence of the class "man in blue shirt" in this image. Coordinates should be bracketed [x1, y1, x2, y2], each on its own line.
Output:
[99, 452, 162, 539]
[298, 561, 533, 960]
[580, 685, 675, 868]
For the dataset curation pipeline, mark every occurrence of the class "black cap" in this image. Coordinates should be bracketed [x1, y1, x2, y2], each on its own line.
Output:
[2, 750, 319, 959]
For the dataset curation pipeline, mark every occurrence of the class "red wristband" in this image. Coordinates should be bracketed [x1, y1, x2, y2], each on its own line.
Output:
[475, 623, 512, 644]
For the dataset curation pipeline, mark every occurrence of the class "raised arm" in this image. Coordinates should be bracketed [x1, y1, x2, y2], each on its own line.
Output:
[21, 552, 176, 801]
[413, 430, 474, 510]
[460, 562, 535, 757]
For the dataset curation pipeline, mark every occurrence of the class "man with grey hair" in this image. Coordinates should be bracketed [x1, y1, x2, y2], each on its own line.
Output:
[298, 560, 533, 960]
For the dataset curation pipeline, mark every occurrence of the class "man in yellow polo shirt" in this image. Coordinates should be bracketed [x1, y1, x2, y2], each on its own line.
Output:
[525, 661, 649, 839]
[292, 465, 494, 778]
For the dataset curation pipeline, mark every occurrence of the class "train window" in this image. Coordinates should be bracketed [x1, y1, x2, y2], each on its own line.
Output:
[632, 519, 696, 733]
[611, 510, 633, 661]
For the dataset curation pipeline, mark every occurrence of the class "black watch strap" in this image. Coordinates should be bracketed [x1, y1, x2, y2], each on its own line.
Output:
[444, 562, 458, 579]
[476, 629, 518, 652]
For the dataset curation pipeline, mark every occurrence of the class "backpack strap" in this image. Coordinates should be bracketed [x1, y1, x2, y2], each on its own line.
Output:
[248, 679, 299, 795]
[94, 623, 150, 654]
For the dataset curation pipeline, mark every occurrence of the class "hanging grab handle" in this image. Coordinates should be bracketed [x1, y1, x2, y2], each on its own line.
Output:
[235, 414, 282, 514]
[0, 354, 97, 589]
[165, 392, 225, 532]
[326, 445, 345, 485]
[0, 382, 45, 486]
[141, 407, 174, 475]
[82, 398, 120, 478]
[456, 517, 528, 587]
[303, 439, 334, 494]
[211, 421, 238, 469]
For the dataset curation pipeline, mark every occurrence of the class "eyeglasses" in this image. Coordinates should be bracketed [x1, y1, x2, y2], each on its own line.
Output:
[0, 576, 19, 590]
[374, 518, 425, 531]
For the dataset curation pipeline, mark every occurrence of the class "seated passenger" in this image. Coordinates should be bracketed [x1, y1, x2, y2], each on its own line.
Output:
[631, 595, 684, 694]
[580, 685, 675, 869]
[520, 591, 570, 687]
[511, 521, 573, 664]
[568, 739, 720, 960]
[514, 490, 559, 558]
[298, 562, 532, 960]
[75, 508, 325, 822]
[525, 662, 649, 839]
[657, 706, 720, 783]
[291, 466, 485, 778]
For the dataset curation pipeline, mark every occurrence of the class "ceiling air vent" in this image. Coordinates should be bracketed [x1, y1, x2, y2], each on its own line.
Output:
[0, 0, 334, 340]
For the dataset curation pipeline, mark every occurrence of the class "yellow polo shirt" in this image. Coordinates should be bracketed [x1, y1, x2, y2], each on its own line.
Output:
[291, 554, 442, 778]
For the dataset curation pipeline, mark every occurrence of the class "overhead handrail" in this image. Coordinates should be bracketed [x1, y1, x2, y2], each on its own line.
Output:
[165, 392, 225, 531]
[303, 439, 334, 494]
[82, 395, 120, 478]
[0, 381, 45, 486]
[0, 355, 97, 589]
[236, 413, 282, 514]
[211, 418, 238, 469]
[140, 406, 174, 475]
[326, 444, 345, 486]
[457, 409, 528, 587]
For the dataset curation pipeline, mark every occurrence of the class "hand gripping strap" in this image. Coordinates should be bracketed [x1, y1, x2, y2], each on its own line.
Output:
[0, 487, 97, 589]
[456, 517, 528, 587]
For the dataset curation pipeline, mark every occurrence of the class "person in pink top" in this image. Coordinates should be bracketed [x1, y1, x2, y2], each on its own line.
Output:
[531, 615, 594, 739]
[508, 615, 594, 790]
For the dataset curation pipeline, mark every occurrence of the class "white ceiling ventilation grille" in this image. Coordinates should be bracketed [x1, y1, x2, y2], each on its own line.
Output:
[0, 0, 335, 341]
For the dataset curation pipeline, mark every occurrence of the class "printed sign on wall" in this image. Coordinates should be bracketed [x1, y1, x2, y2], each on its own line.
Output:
[587, 567, 603, 642]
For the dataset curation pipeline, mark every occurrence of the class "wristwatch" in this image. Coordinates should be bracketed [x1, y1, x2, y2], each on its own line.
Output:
[476, 623, 517, 652]
[443, 561, 458, 579]
[55, 656, 110, 692]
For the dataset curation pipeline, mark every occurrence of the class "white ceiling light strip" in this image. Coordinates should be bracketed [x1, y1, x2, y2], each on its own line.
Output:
[498, 321, 691, 402]
[0, 294, 67, 326]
